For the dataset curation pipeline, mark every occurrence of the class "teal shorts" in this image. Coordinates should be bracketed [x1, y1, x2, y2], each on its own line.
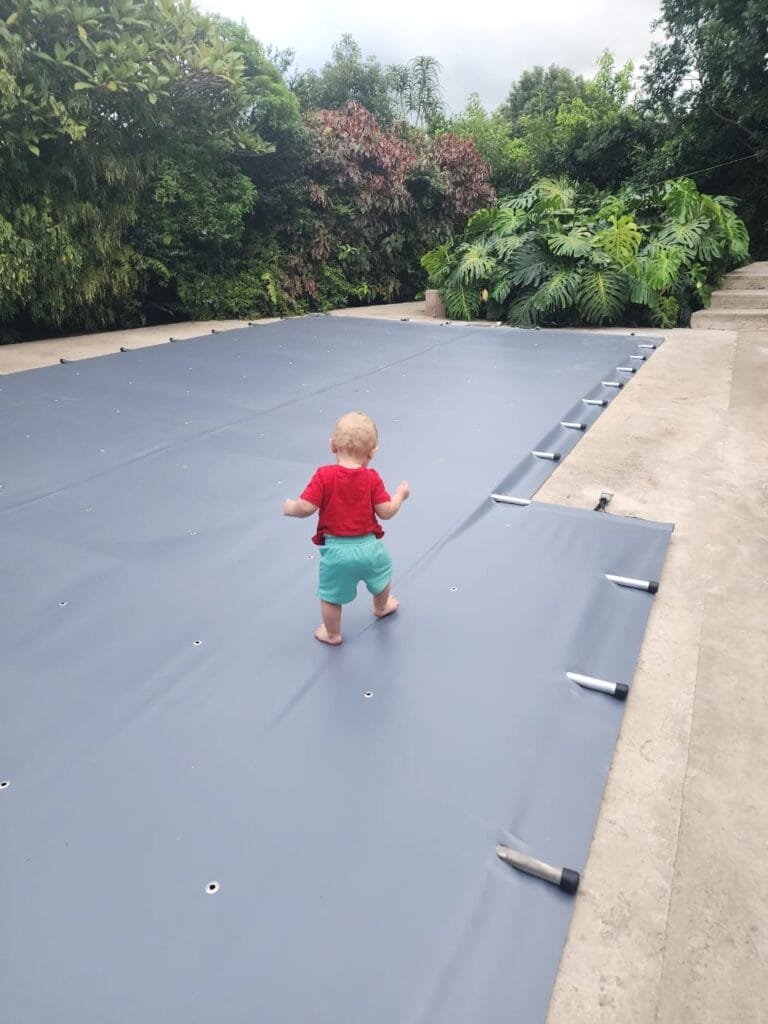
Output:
[317, 534, 393, 605]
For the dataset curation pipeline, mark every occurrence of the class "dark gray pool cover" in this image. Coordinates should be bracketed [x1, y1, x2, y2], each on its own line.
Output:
[0, 317, 671, 1023]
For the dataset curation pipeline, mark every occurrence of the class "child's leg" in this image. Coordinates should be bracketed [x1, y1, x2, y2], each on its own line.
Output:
[316, 600, 343, 645]
[372, 581, 399, 618]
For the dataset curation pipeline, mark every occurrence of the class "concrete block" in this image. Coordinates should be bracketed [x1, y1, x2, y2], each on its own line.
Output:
[425, 289, 446, 318]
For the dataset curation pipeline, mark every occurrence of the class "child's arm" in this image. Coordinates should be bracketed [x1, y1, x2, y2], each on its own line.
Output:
[283, 498, 318, 518]
[374, 480, 410, 520]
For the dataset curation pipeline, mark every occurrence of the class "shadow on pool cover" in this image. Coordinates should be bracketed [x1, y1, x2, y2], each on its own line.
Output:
[0, 317, 671, 1023]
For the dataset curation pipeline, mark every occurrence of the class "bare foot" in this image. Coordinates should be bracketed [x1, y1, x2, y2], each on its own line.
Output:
[315, 624, 342, 645]
[373, 594, 399, 618]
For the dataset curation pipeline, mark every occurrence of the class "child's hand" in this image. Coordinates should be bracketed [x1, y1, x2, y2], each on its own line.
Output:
[284, 497, 318, 518]
[396, 481, 410, 501]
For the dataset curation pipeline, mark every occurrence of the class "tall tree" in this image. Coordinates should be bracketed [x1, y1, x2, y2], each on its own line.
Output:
[643, 0, 768, 254]
[0, 0, 262, 333]
[500, 64, 587, 125]
[291, 35, 395, 125]
[0, 1, 301, 335]
[406, 55, 445, 129]
[455, 53, 653, 195]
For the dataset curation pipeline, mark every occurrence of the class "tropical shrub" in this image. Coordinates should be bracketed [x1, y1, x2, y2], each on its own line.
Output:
[282, 101, 495, 309]
[421, 176, 749, 327]
[0, 0, 296, 336]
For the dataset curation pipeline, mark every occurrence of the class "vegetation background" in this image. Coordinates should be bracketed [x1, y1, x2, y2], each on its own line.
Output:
[0, 0, 763, 340]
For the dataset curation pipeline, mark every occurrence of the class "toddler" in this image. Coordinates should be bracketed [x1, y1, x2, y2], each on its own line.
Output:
[283, 411, 409, 645]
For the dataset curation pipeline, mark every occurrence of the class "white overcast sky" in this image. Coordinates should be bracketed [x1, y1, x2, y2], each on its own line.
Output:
[200, 0, 665, 112]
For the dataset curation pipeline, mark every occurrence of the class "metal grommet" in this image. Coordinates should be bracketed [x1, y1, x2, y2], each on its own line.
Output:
[0, 780, 10, 790]
[205, 880, 220, 894]
[193, 640, 203, 647]
[449, 586, 458, 592]
[59, 601, 68, 607]
[363, 691, 373, 699]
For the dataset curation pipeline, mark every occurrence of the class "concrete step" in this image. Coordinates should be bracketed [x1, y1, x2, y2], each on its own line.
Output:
[710, 290, 768, 309]
[691, 308, 768, 331]
[720, 273, 768, 291]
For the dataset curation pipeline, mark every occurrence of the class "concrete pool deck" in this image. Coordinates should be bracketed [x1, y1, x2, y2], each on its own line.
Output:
[2, 304, 765, 1023]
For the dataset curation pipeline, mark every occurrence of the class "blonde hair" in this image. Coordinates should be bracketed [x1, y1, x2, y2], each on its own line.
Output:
[332, 411, 379, 457]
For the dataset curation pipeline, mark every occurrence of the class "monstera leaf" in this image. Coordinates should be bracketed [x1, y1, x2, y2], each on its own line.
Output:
[576, 268, 628, 323]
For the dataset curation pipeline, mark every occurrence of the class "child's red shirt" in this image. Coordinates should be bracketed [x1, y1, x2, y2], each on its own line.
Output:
[300, 464, 390, 546]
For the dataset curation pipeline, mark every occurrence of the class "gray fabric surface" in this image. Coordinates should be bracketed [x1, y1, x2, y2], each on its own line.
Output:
[0, 318, 670, 1023]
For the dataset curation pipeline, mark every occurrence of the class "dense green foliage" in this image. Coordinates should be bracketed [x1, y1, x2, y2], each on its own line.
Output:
[0, 0, 762, 340]
[291, 36, 445, 130]
[642, 0, 768, 254]
[0, 0, 283, 334]
[443, 53, 658, 196]
[0, 5, 489, 338]
[422, 177, 748, 326]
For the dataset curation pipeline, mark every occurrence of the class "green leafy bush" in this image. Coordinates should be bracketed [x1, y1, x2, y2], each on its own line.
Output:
[421, 176, 749, 327]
